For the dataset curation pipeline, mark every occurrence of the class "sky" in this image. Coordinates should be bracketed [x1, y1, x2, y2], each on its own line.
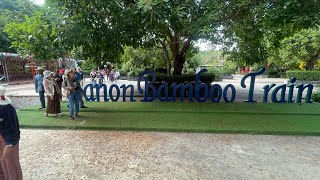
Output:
[33, 0, 44, 5]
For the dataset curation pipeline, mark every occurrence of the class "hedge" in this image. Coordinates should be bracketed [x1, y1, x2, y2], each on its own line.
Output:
[266, 69, 280, 78]
[286, 70, 320, 81]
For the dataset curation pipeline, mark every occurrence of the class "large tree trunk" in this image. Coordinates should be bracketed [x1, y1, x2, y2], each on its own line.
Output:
[170, 36, 192, 75]
[161, 41, 171, 75]
[173, 54, 185, 75]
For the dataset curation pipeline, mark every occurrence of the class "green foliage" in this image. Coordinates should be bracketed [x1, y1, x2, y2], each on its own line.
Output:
[52, 0, 220, 74]
[186, 69, 195, 74]
[219, 60, 237, 75]
[127, 71, 135, 77]
[4, 5, 65, 61]
[220, 67, 236, 75]
[121, 46, 164, 72]
[0, 0, 39, 52]
[81, 61, 95, 71]
[279, 28, 320, 70]
[191, 50, 224, 67]
[127, 68, 144, 77]
[206, 67, 222, 80]
[118, 69, 127, 76]
[311, 90, 320, 103]
[286, 70, 320, 81]
[218, 0, 320, 66]
[266, 69, 280, 78]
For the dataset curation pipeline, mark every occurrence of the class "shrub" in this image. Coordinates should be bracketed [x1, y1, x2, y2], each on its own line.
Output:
[266, 69, 280, 78]
[127, 71, 135, 77]
[205, 67, 221, 80]
[286, 70, 320, 81]
[186, 69, 195, 74]
[81, 61, 95, 71]
[155, 67, 167, 74]
[220, 67, 236, 75]
[312, 91, 320, 103]
[127, 68, 144, 77]
[118, 69, 127, 76]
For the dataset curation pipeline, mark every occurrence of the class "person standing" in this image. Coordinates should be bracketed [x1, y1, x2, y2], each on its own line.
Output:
[34, 67, 45, 110]
[114, 68, 120, 84]
[76, 67, 87, 108]
[53, 69, 64, 101]
[0, 86, 23, 180]
[90, 69, 97, 86]
[98, 69, 104, 85]
[43, 70, 62, 117]
[65, 69, 80, 120]
[109, 67, 115, 83]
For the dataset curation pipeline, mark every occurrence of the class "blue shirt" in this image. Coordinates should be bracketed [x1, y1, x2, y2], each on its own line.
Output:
[34, 74, 44, 91]
[76, 71, 83, 81]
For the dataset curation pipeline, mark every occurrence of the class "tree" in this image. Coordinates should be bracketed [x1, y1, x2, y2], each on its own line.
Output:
[0, 0, 39, 52]
[121, 46, 165, 72]
[279, 28, 320, 70]
[216, 0, 320, 66]
[51, 0, 220, 75]
[5, 8, 63, 61]
[4, 2, 80, 62]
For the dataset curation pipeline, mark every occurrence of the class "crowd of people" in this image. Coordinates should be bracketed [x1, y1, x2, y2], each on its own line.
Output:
[34, 66, 88, 120]
[89, 67, 120, 85]
[34, 65, 121, 120]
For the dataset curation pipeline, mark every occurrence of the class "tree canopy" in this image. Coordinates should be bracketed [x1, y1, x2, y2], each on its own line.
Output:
[0, 0, 39, 52]
[218, 0, 320, 65]
[279, 28, 320, 70]
[49, 0, 220, 74]
[2, 0, 320, 72]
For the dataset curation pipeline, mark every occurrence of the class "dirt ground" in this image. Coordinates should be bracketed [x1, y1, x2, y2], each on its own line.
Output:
[19, 130, 319, 180]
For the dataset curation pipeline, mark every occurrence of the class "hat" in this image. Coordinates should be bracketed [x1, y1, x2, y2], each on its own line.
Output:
[36, 67, 44, 71]
[43, 70, 54, 79]
[0, 86, 11, 105]
[65, 69, 75, 77]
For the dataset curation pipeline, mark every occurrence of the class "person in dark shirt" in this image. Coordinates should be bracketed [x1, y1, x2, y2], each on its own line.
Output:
[0, 86, 22, 180]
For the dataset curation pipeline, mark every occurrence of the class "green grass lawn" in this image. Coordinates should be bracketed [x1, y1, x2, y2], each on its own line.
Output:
[17, 102, 320, 135]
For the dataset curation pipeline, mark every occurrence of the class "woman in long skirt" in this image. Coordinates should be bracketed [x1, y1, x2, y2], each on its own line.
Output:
[43, 70, 61, 117]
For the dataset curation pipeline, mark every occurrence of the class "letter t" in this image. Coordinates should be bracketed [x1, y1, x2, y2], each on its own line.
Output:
[240, 68, 266, 102]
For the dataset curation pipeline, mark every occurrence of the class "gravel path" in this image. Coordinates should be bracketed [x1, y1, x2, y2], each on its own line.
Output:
[20, 130, 320, 180]
[10, 96, 40, 110]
